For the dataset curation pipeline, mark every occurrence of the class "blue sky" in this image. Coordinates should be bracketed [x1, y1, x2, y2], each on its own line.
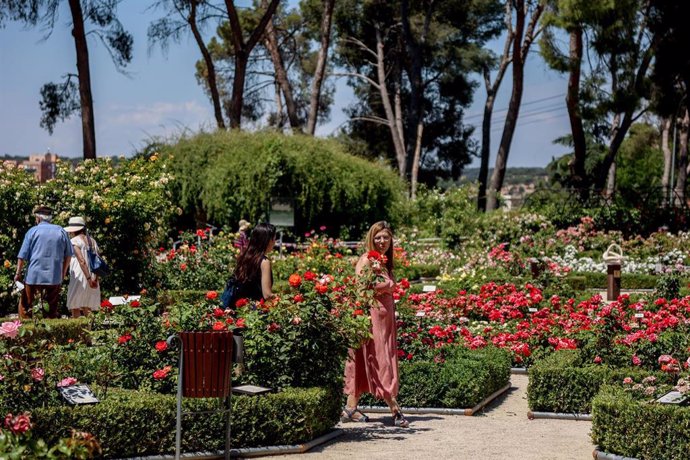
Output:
[0, 2, 571, 168]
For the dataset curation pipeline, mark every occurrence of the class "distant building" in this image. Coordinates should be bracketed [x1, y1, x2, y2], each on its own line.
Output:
[3, 152, 58, 182]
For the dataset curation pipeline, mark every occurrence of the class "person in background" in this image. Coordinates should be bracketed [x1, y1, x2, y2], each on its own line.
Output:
[235, 219, 251, 250]
[341, 220, 410, 428]
[14, 205, 73, 319]
[63, 216, 101, 318]
[232, 223, 276, 302]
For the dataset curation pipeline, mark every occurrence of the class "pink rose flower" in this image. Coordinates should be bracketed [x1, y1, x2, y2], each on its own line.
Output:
[57, 377, 78, 387]
[623, 377, 633, 385]
[4, 413, 32, 434]
[31, 367, 45, 382]
[632, 355, 641, 366]
[0, 321, 21, 339]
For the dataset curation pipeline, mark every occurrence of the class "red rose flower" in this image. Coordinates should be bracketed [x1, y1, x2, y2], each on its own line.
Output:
[267, 322, 281, 332]
[155, 341, 168, 352]
[293, 294, 304, 303]
[314, 283, 329, 294]
[288, 274, 302, 287]
[213, 308, 224, 318]
[118, 334, 132, 345]
[179, 263, 187, 271]
[5, 413, 32, 434]
[206, 291, 219, 300]
[130, 300, 140, 308]
[367, 250, 382, 260]
[304, 271, 317, 281]
[235, 298, 248, 308]
[100, 299, 113, 310]
[235, 318, 246, 328]
[212, 321, 226, 331]
[153, 365, 173, 380]
[353, 309, 364, 316]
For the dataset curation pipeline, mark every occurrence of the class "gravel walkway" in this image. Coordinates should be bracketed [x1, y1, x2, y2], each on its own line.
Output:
[259, 374, 594, 460]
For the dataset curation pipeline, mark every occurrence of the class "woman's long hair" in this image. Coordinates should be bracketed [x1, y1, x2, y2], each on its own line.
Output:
[364, 221, 394, 273]
[234, 223, 276, 283]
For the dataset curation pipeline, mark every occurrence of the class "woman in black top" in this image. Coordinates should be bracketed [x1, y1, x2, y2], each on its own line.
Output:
[233, 223, 276, 302]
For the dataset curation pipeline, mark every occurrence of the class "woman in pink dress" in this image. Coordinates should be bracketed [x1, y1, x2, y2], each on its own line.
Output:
[342, 221, 409, 428]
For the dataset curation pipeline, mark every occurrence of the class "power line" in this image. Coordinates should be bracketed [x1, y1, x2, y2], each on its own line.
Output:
[489, 103, 566, 126]
[490, 112, 570, 132]
[464, 93, 565, 120]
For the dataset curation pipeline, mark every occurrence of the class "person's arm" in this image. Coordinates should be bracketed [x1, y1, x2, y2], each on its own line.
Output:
[61, 231, 74, 280]
[14, 259, 24, 282]
[355, 254, 369, 276]
[62, 256, 71, 280]
[73, 242, 98, 288]
[260, 258, 274, 300]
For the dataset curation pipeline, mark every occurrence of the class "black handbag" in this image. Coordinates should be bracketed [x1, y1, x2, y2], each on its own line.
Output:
[221, 276, 238, 309]
[86, 234, 110, 277]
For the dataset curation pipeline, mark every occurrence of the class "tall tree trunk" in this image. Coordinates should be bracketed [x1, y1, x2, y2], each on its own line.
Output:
[661, 117, 672, 206]
[486, 0, 544, 211]
[410, 122, 423, 200]
[68, 0, 96, 159]
[306, 0, 335, 135]
[605, 161, 616, 198]
[188, 1, 225, 129]
[374, 27, 406, 178]
[567, 26, 587, 197]
[478, 90, 497, 210]
[262, 2, 300, 131]
[229, 51, 248, 129]
[478, 1, 513, 211]
[224, 0, 280, 129]
[675, 110, 690, 206]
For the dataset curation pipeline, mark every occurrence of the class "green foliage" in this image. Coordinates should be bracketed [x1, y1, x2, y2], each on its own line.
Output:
[13, 318, 92, 347]
[360, 346, 511, 409]
[39, 157, 177, 294]
[164, 131, 406, 239]
[527, 350, 673, 413]
[565, 271, 663, 290]
[29, 386, 339, 458]
[0, 423, 97, 459]
[655, 271, 682, 300]
[592, 385, 690, 460]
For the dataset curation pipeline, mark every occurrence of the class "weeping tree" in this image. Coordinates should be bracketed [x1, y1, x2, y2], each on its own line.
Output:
[1, 0, 133, 159]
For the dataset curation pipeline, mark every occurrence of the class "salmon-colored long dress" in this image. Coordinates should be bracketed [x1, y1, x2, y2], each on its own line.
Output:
[344, 272, 400, 400]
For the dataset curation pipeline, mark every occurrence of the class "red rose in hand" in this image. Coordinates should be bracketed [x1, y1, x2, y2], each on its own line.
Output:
[367, 250, 382, 260]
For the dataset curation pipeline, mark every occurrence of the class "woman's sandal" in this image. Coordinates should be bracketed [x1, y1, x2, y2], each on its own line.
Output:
[393, 411, 410, 428]
[340, 407, 370, 423]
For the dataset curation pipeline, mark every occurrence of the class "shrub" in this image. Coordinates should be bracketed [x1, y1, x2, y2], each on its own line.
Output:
[29, 386, 339, 458]
[565, 272, 664, 290]
[164, 131, 406, 238]
[527, 350, 673, 413]
[592, 385, 690, 460]
[15, 318, 92, 346]
[360, 346, 511, 409]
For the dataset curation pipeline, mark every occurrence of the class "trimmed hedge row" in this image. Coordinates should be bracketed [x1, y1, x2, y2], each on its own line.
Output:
[31, 386, 339, 458]
[592, 385, 690, 460]
[361, 346, 511, 409]
[528, 351, 672, 413]
[565, 272, 685, 290]
[0, 317, 93, 346]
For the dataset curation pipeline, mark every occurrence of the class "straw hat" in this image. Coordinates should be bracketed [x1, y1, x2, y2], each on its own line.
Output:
[64, 216, 86, 233]
[239, 219, 251, 231]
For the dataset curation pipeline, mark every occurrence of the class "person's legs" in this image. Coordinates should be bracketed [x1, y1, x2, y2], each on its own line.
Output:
[384, 396, 409, 428]
[18, 284, 36, 319]
[341, 394, 368, 422]
[71, 309, 82, 318]
[44, 285, 61, 318]
[80, 308, 91, 317]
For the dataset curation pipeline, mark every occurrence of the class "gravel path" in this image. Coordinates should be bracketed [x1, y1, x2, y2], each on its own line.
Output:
[260, 374, 595, 460]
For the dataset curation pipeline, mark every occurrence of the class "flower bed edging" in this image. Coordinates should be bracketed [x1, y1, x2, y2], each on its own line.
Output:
[511, 367, 528, 375]
[527, 411, 592, 421]
[360, 382, 511, 416]
[592, 448, 639, 460]
[119, 429, 343, 459]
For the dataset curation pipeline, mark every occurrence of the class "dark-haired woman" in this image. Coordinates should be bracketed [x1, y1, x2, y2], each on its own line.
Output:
[233, 223, 276, 302]
[342, 221, 409, 428]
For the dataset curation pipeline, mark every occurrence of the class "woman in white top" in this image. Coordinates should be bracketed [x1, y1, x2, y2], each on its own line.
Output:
[63, 216, 101, 318]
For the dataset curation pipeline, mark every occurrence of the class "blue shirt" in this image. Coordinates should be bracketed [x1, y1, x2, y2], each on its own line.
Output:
[17, 221, 74, 285]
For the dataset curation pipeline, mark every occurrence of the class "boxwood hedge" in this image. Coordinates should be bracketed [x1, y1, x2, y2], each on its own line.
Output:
[528, 350, 673, 413]
[361, 346, 511, 409]
[592, 385, 690, 460]
[29, 386, 339, 459]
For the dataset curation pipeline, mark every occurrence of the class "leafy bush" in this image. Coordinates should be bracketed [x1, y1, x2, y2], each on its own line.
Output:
[655, 271, 682, 300]
[29, 386, 339, 458]
[164, 131, 406, 238]
[592, 385, 690, 460]
[527, 350, 673, 413]
[565, 272, 664, 290]
[360, 346, 511, 409]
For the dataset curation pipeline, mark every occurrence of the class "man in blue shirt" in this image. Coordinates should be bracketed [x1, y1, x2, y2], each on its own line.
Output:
[14, 206, 73, 318]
